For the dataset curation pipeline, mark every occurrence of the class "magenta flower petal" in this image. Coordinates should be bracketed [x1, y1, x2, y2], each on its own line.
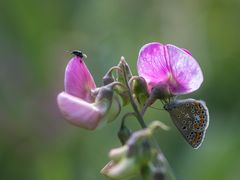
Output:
[64, 56, 96, 102]
[137, 42, 203, 95]
[181, 48, 192, 56]
[57, 92, 105, 130]
[137, 42, 170, 91]
[165, 44, 203, 94]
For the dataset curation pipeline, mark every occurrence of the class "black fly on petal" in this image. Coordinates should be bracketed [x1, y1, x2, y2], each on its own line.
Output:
[71, 50, 87, 59]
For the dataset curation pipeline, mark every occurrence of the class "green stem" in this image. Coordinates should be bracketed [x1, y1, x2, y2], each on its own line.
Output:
[120, 112, 137, 128]
[140, 166, 151, 180]
[121, 60, 176, 180]
[106, 66, 122, 76]
[122, 63, 146, 128]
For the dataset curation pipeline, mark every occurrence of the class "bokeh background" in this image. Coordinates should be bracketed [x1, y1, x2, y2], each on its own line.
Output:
[1, 0, 240, 179]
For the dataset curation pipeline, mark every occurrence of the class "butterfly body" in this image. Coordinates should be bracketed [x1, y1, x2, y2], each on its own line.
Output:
[164, 98, 209, 149]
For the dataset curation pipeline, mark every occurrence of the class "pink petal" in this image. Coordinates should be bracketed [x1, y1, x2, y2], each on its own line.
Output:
[64, 56, 96, 102]
[181, 48, 192, 56]
[137, 42, 203, 95]
[166, 44, 203, 94]
[137, 42, 170, 91]
[57, 92, 105, 130]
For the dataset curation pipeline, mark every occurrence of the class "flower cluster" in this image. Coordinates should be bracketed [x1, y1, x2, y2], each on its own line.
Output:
[57, 42, 205, 179]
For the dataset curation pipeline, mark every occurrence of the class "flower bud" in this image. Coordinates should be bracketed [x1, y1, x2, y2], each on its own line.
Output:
[109, 146, 128, 161]
[118, 124, 132, 145]
[102, 75, 114, 86]
[101, 121, 167, 179]
[102, 69, 116, 86]
[117, 56, 133, 83]
[109, 57, 133, 106]
[130, 76, 149, 107]
[101, 157, 139, 179]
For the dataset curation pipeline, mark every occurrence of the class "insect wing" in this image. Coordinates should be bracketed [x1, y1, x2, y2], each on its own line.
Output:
[165, 99, 209, 149]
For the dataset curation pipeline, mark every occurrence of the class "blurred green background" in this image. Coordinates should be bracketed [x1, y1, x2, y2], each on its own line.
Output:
[1, 0, 240, 179]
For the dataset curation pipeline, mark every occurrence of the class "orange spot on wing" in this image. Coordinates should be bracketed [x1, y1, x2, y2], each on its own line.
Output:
[192, 132, 202, 145]
[194, 124, 199, 129]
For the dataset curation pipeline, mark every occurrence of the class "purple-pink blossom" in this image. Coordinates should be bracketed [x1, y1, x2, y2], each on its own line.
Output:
[57, 56, 119, 130]
[137, 42, 203, 95]
[64, 56, 96, 102]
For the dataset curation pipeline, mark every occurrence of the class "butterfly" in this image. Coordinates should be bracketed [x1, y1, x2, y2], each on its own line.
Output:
[164, 98, 209, 149]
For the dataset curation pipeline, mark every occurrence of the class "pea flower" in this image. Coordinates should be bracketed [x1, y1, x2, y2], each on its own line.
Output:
[137, 42, 203, 96]
[57, 54, 121, 130]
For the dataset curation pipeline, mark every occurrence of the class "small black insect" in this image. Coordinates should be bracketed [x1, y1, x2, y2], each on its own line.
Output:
[71, 50, 84, 58]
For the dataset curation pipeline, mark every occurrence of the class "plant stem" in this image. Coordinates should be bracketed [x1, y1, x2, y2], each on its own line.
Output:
[122, 63, 146, 128]
[140, 166, 151, 180]
[121, 60, 176, 180]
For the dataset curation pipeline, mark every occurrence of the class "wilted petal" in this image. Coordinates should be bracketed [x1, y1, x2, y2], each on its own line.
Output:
[166, 44, 203, 94]
[64, 56, 96, 102]
[57, 92, 107, 130]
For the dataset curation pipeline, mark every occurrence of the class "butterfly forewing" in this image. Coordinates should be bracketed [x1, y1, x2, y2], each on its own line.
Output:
[164, 98, 209, 149]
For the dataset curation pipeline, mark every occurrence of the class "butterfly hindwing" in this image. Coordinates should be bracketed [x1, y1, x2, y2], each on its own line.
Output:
[164, 98, 209, 149]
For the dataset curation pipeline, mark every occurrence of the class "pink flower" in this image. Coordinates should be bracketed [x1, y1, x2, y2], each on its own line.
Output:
[64, 55, 96, 102]
[137, 42, 203, 95]
[57, 56, 120, 130]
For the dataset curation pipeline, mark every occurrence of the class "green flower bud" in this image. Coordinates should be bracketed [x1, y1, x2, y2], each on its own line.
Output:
[130, 76, 149, 108]
[102, 66, 121, 85]
[117, 56, 133, 82]
[101, 121, 168, 179]
[118, 125, 132, 145]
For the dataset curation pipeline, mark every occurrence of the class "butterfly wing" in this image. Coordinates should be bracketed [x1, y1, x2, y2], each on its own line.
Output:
[165, 98, 209, 149]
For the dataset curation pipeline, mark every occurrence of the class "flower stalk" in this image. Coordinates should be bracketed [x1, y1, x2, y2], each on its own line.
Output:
[119, 57, 176, 179]
[120, 57, 147, 129]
